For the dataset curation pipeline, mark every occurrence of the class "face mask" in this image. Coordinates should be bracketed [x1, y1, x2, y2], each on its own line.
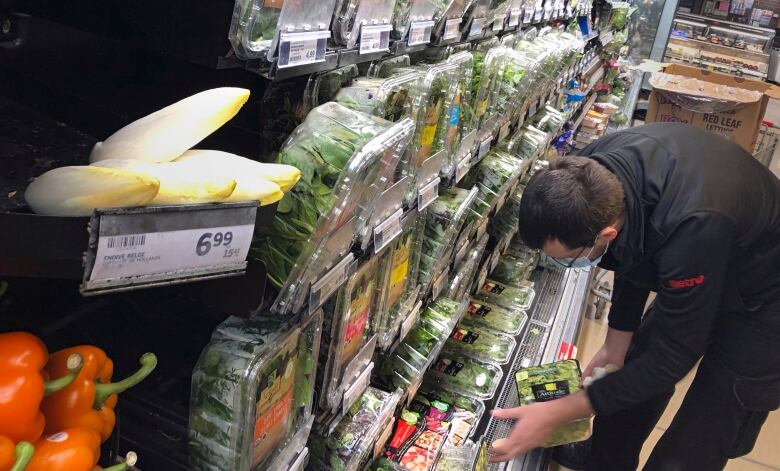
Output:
[554, 239, 610, 268]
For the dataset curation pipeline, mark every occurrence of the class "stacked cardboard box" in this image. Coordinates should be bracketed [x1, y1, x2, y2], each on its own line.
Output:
[574, 110, 609, 149]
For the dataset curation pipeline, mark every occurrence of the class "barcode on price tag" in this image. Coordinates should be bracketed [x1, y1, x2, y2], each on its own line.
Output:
[443, 17, 462, 40]
[478, 137, 491, 158]
[277, 30, 329, 68]
[509, 9, 522, 26]
[360, 24, 391, 54]
[534, 8, 543, 21]
[373, 208, 403, 253]
[82, 203, 257, 294]
[468, 17, 485, 38]
[408, 20, 434, 46]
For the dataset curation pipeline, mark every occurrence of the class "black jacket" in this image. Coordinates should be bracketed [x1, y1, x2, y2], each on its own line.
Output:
[578, 123, 780, 416]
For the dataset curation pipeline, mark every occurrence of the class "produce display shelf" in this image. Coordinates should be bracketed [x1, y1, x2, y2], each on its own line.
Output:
[571, 93, 599, 132]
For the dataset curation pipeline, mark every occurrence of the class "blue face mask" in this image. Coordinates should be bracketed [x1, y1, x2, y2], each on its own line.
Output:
[553, 239, 610, 269]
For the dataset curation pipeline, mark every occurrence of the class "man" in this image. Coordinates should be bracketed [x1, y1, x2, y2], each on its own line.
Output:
[490, 123, 780, 470]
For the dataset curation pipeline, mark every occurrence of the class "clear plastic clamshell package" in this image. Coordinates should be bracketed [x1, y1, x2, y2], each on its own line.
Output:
[334, 72, 420, 123]
[229, 0, 339, 60]
[442, 52, 476, 176]
[515, 360, 592, 447]
[487, 0, 513, 31]
[426, 350, 504, 400]
[491, 251, 538, 286]
[431, 0, 468, 44]
[303, 65, 360, 115]
[319, 254, 388, 413]
[465, 296, 528, 336]
[189, 311, 323, 471]
[443, 316, 518, 364]
[308, 387, 401, 471]
[368, 55, 412, 78]
[477, 278, 535, 311]
[445, 232, 488, 301]
[393, 0, 440, 41]
[251, 102, 414, 315]
[332, 0, 397, 49]
[412, 382, 486, 445]
[471, 45, 506, 139]
[462, 0, 492, 40]
[493, 49, 536, 124]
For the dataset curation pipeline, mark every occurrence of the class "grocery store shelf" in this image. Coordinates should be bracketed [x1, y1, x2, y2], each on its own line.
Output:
[571, 94, 599, 131]
[668, 35, 769, 58]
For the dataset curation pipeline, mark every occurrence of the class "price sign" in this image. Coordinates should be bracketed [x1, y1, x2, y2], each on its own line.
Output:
[418, 177, 440, 210]
[360, 24, 391, 54]
[533, 7, 543, 22]
[443, 17, 462, 40]
[455, 153, 472, 183]
[400, 301, 422, 341]
[524, 7, 535, 23]
[309, 254, 355, 311]
[83, 203, 257, 294]
[277, 31, 329, 69]
[492, 17, 504, 31]
[478, 137, 491, 159]
[468, 17, 485, 38]
[408, 20, 434, 46]
[544, 5, 553, 20]
[508, 9, 522, 26]
[373, 208, 403, 253]
[432, 267, 449, 300]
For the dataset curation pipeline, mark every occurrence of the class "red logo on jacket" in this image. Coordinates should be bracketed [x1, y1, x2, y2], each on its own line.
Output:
[668, 275, 705, 289]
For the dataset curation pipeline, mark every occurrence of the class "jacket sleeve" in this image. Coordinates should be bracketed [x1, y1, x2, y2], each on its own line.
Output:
[586, 212, 735, 416]
[607, 276, 650, 332]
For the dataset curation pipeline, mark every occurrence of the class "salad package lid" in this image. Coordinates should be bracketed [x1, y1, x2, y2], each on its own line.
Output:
[476, 279, 535, 311]
[438, 52, 475, 177]
[335, 73, 420, 123]
[514, 360, 592, 447]
[332, 0, 398, 48]
[465, 297, 527, 336]
[425, 351, 504, 400]
[443, 316, 518, 364]
[393, 0, 441, 41]
[320, 254, 388, 413]
[189, 311, 323, 471]
[252, 102, 414, 315]
[412, 383, 486, 446]
[308, 387, 401, 471]
[229, 0, 339, 60]
[368, 55, 412, 79]
[489, 251, 538, 286]
[493, 49, 536, 124]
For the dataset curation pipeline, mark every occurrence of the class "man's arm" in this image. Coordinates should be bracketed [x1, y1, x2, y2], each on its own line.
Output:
[607, 276, 651, 332]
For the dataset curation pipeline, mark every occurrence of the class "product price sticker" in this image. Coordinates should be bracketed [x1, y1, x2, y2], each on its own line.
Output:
[509, 9, 522, 26]
[309, 254, 356, 312]
[277, 30, 329, 68]
[455, 153, 472, 183]
[418, 177, 440, 210]
[524, 7, 535, 23]
[360, 24, 392, 54]
[468, 17, 486, 38]
[373, 208, 403, 253]
[443, 18, 463, 40]
[408, 20, 434, 46]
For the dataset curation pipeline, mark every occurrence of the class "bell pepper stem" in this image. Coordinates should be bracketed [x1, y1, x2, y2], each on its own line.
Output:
[10, 442, 34, 471]
[94, 353, 157, 409]
[101, 452, 138, 471]
[44, 353, 83, 395]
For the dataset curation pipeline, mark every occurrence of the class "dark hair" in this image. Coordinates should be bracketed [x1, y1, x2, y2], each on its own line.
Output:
[518, 156, 625, 250]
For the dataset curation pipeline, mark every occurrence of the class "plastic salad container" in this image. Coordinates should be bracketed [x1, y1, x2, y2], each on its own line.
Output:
[471, 46, 505, 138]
[487, 189, 523, 241]
[466, 149, 522, 201]
[477, 279, 535, 311]
[303, 65, 360, 115]
[189, 311, 323, 471]
[332, 0, 397, 49]
[445, 233, 489, 301]
[319, 254, 388, 413]
[431, 0, 468, 44]
[444, 51, 476, 172]
[308, 387, 401, 471]
[435, 441, 480, 471]
[487, 0, 512, 31]
[413, 383, 486, 445]
[368, 55, 412, 78]
[251, 102, 414, 315]
[393, 0, 440, 41]
[491, 251, 538, 286]
[229, 0, 339, 60]
[377, 407, 451, 471]
[426, 351, 504, 400]
[465, 297, 528, 335]
[334, 73, 420, 123]
[514, 360, 592, 446]
[443, 317, 518, 364]
[461, 0, 491, 40]
[376, 210, 425, 349]
[492, 49, 535, 124]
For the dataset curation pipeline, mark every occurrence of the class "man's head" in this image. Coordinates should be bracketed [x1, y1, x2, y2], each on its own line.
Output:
[518, 156, 625, 266]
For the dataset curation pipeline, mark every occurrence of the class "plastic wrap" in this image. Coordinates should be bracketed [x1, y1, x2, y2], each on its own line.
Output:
[251, 103, 414, 315]
[465, 297, 528, 335]
[476, 279, 535, 311]
[443, 316, 517, 364]
[648, 72, 763, 113]
[426, 351, 504, 400]
[189, 311, 322, 471]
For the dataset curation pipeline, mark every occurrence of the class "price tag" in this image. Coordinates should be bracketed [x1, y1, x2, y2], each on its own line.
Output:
[524, 7, 535, 23]
[521, 357, 531, 368]
[498, 122, 511, 142]
[418, 177, 440, 210]
[432, 268, 449, 299]
[460, 130, 477, 158]
[373, 208, 403, 253]
[533, 8, 543, 22]
[408, 20, 434, 46]
[83, 203, 257, 294]
[454, 239, 470, 267]
[343, 363, 373, 412]
[478, 137, 491, 159]
[477, 219, 488, 240]
[509, 9, 522, 26]
[288, 448, 309, 471]
[443, 17, 462, 40]
[309, 254, 355, 311]
[400, 301, 422, 341]
[468, 17, 485, 38]
[360, 24, 391, 55]
[455, 153, 471, 183]
[278, 30, 329, 69]
[492, 17, 504, 31]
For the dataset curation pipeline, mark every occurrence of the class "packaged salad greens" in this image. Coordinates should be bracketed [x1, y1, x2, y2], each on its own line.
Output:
[368, 55, 412, 78]
[335, 73, 420, 123]
[303, 65, 360, 115]
[446, 233, 489, 301]
[320, 255, 388, 413]
[514, 360, 592, 446]
[443, 51, 476, 173]
[413, 383, 486, 445]
[392, 0, 440, 41]
[189, 311, 322, 471]
[252, 103, 414, 315]
[471, 46, 506, 139]
[444, 317, 517, 364]
[435, 442, 480, 471]
[426, 351, 503, 400]
[477, 279, 535, 311]
[490, 252, 537, 286]
[431, 0, 468, 44]
[332, 0, 397, 49]
[380, 407, 451, 471]
[467, 149, 523, 199]
[308, 387, 401, 471]
[465, 297, 528, 335]
[229, 0, 338, 60]
[492, 49, 535, 124]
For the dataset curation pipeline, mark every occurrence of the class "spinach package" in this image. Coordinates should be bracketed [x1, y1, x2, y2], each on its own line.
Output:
[251, 103, 414, 315]
[189, 312, 322, 471]
[465, 297, 528, 336]
[477, 278, 535, 311]
[443, 316, 518, 364]
[425, 351, 503, 400]
[441, 51, 476, 176]
[308, 387, 401, 471]
[303, 65, 361, 114]
[514, 360, 592, 446]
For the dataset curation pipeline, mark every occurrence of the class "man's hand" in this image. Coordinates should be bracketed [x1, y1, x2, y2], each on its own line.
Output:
[489, 402, 557, 463]
[582, 328, 633, 381]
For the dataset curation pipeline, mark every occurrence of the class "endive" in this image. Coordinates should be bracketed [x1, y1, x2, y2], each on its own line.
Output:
[175, 149, 301, 192]
[91, 160, 237, 205]
[89, 88, 251, 163]
[24, 166, 160, 217]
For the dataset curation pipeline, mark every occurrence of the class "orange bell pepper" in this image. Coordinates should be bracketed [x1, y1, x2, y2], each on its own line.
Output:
[0, 332, 83, 443]
[26, 428, 100, 471]
[41, 347, 157, 442]
[0, 437, 34, 471]
[92, 452, 137, 471]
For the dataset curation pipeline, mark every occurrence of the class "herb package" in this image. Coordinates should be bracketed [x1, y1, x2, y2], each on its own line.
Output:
[412, 384, 485, 445]
[308, 387, 401, 471]
[467, 149, 523, 198]
[441, 51, 475, 176]
[514, 360, 591, 446]
[251, 103, 414, 315]
[380, 408, 451, 471]
[333, 0, 398, 49]
[189, 312, 322, 471]
[425, 351, 503, 400]
[443, 317, 517, 364]
[476, 279, 535, 311]
[471, 46, 506, 137]
[319, 255, 388, 413]
[465, 297, 528, 336]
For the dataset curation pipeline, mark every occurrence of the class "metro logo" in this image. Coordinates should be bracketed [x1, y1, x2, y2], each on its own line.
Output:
[668, 275, 705, 289]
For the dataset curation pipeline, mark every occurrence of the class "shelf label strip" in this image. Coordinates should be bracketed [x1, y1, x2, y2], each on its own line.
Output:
[278, 30, 330, 68]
